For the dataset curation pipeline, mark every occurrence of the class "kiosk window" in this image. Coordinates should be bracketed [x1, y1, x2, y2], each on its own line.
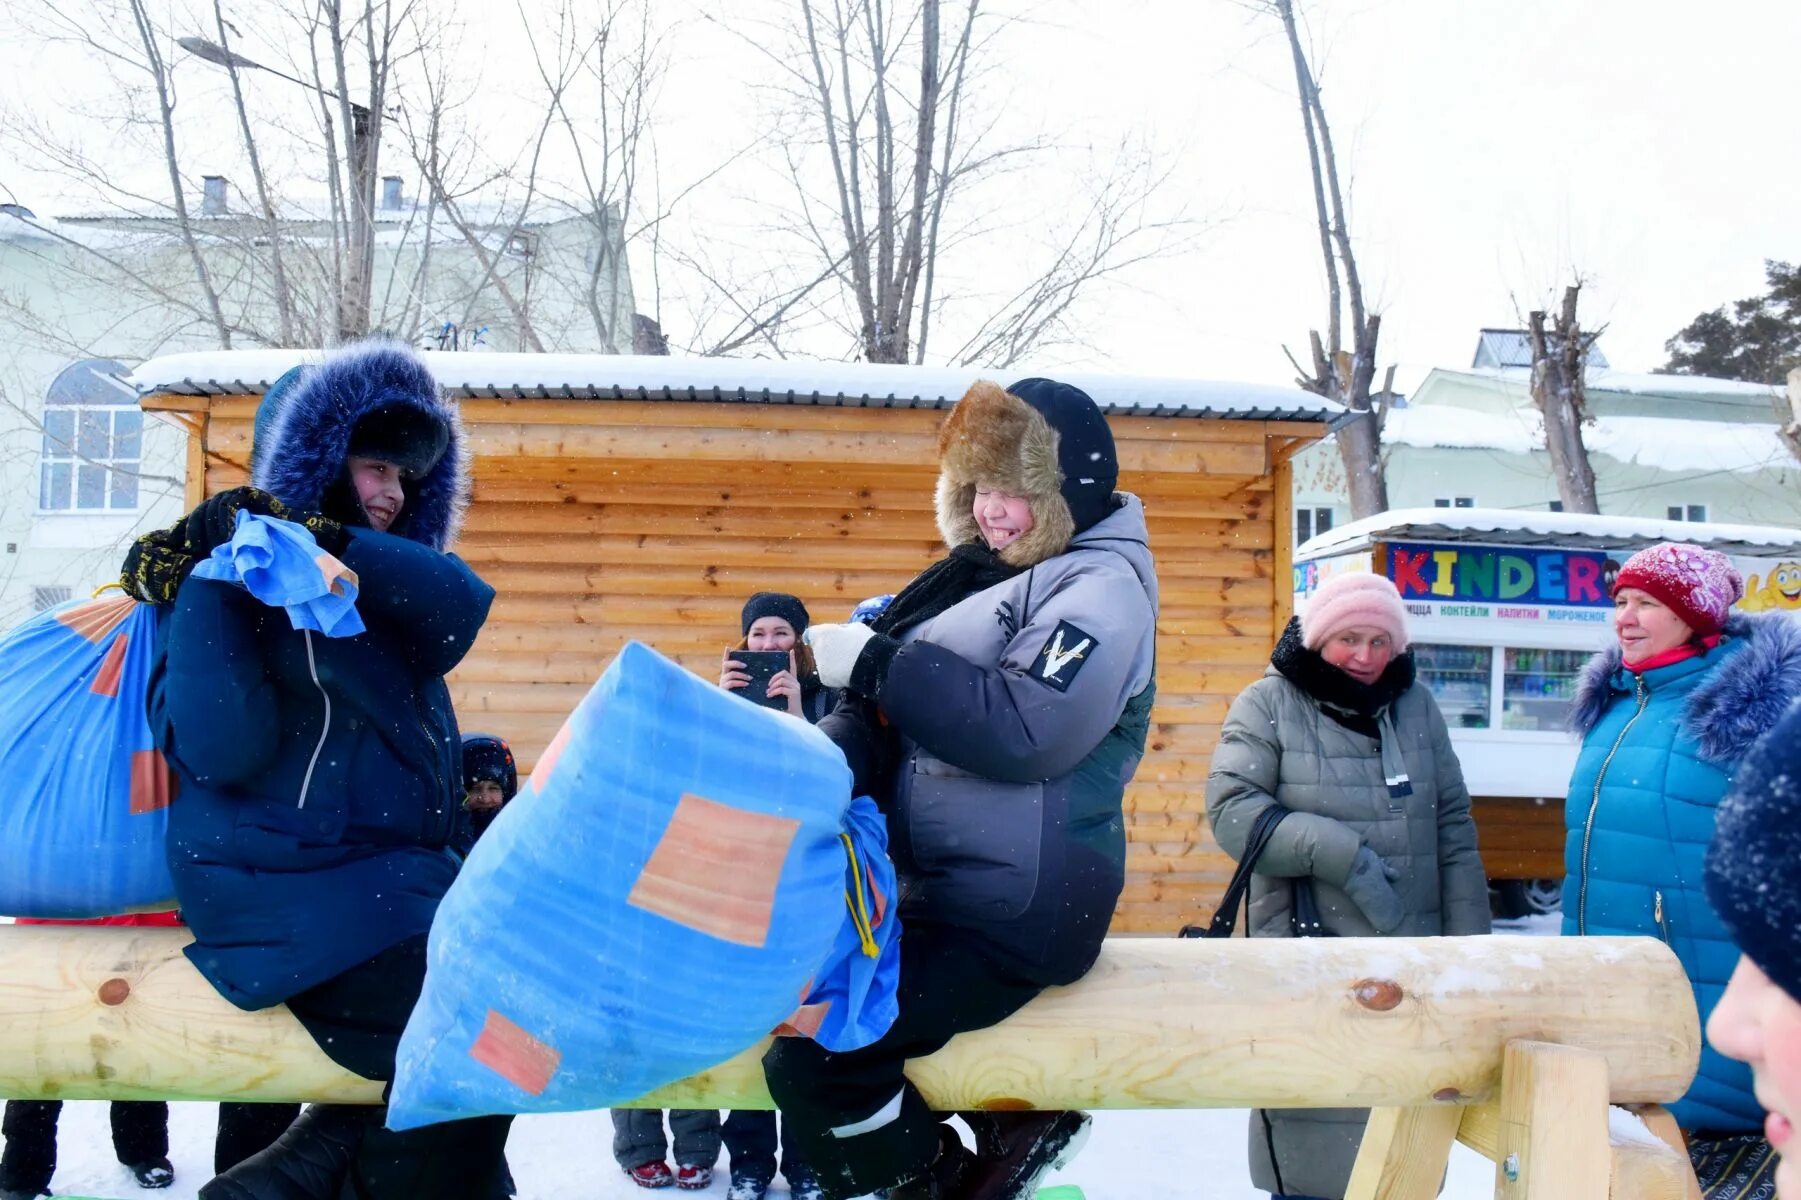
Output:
[1502, 648, 1588, 731]
[1414, 644, 1492, 729]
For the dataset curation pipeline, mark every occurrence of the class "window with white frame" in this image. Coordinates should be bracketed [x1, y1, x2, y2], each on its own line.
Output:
[1434, 496, 1477, 509]
[1666, 504, 1708, 522]
[38, 358, 141, 512]
[31, 586, 73, 612]
[1295, 506, 1334, 545]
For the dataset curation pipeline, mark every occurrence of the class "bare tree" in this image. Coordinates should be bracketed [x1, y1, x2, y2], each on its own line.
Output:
[1259, 0, 1389, 519]
[1526, 284, 1602, 514]
[698, 0, 1196, 366]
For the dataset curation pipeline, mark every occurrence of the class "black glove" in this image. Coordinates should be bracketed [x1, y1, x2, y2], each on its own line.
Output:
[180, 486, 287, 556]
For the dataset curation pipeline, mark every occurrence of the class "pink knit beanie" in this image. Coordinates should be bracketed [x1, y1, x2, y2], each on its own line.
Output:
[1301, 572, 1411, 652]
[1612, 542, 1744, 637]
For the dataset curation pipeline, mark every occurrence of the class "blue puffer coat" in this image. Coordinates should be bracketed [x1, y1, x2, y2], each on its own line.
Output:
[1562, 612, 1801, 1132]
[158, 346, 494, 1010]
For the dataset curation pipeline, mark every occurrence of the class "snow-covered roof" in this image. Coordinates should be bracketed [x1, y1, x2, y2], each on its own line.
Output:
[1442, 365, 1779, 403]
[1472, 328, 1609, 371]
[128, 349, 1346, 423]
[1381, 404, 1791, 475]
[1297, 506, 1801, 560]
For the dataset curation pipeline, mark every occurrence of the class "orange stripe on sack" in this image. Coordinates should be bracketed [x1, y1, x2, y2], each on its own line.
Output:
[469, 1009, 561, 1096]
[773, 1001, 832, 1039]
[627, 794, 800, 948]
[129, 749, 175, 814]
[313, 552, 359, 598]
[91, 633, 129, 698]
[56, 595, 137, 645]
[530, 719, 574, 792]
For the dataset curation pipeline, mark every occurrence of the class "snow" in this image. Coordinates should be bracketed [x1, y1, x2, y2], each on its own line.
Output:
[1380, 404, 1793, 475]
[1298, 505, 1801, 560]
[1457, 365, 1780, 401]
[26, 1103, 1506, 1199]
[125, 350, 1342, 421]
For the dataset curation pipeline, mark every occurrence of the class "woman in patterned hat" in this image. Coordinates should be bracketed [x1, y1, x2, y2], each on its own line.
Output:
[1564, 541, 1801, 1183]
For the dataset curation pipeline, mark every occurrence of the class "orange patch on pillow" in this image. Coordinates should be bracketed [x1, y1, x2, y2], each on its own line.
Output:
[129, 749, 175, 814]
[627, 793, 800, 947]
[314, 552, 359, 598]
[91, 633, 130, 698]
[469, 1009, 561, 1096]
[56, 595, 137, 645]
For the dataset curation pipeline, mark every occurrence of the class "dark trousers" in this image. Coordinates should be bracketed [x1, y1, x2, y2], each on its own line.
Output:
[0, 1099, 168, 1193]
[723, 1109, 808, 1182]
[216, 1102, 303, 1174]
[763, 924, 1043, 1200]
[610, 1108, 721, 1170]
[283, 934, 513, 1200]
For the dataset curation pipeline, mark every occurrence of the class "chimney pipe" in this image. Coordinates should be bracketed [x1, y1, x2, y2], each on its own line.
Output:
[201, 175, 228, 216]
[381, 176, 403, 211]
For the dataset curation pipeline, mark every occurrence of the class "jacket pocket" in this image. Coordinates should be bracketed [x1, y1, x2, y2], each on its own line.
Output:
[904, 767, 1044, 921]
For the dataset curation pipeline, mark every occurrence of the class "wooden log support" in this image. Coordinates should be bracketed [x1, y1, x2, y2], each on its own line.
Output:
[1493, 1041, 1612, 1200]
[0, 929, 1698, 1115]
[1344, 1105, 1462, 1200]
[1455, 1095, 1699, 1200]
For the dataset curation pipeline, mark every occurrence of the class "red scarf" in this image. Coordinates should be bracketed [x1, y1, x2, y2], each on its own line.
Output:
[1623, 634, 1722, 674]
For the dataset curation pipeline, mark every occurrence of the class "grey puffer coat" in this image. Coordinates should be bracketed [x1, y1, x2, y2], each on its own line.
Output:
[1205, 618, 1491, 1199]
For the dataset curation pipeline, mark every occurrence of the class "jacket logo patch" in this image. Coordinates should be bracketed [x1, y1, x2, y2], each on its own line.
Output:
[1033, 621, 1097, 692]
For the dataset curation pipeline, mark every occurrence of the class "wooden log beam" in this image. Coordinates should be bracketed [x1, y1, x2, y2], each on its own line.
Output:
[0, 930, 1697, 1111]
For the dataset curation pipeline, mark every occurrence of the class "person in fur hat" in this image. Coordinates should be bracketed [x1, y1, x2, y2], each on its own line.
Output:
[1705, 696, 1801, 1199]
[765, 379, 1159, 1200]
[1563, 542, 1801, 1176]
[1206, 571, 1490, 1200]
[130, 342, 504, 1200]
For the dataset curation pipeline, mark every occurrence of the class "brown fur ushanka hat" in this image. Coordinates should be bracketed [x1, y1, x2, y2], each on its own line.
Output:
[935, 378, 1119, 568]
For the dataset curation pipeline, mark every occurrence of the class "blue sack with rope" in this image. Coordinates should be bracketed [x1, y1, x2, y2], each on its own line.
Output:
[190, 511, 363, 637]
[0, 592, 174, 917]
[388, 640, 902, 1130]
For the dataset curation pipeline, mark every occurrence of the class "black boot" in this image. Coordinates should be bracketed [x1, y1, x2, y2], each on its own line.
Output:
[199, 1105, 380, 1200]
[954, 1111, 1090, 1200]
[885, 1129, 973, 1200]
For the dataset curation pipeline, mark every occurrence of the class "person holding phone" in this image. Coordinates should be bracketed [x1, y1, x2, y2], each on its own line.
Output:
[719, 593, 837, 723]
[704, 590, 830, 1200]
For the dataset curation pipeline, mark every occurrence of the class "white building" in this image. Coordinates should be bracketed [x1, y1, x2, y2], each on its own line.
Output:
[1292, 330, 1801, 544]
[0, 184, 634, 630]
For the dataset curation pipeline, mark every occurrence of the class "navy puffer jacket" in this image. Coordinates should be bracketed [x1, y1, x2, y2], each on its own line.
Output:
[159, 345, 494, 1010]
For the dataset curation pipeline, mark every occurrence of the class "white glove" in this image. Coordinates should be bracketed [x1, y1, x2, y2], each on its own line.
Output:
[805, 622, 876, 689]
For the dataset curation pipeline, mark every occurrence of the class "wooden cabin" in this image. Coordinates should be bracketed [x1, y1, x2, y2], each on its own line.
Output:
[134, 352, 1341, 935]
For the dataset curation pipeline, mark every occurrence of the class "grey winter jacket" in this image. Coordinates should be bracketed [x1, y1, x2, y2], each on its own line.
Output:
[1206, 626, 1490, 1198]
[838, 495, 1159, 985]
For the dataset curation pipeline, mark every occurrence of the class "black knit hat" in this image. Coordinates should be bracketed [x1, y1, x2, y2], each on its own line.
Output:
[1705, 698, 1801, 1002]
[1005, 377, 1118, 537]
[741, 591, 810, 637]
[349, 402, 451, 479]
[461, 733, 517, 802]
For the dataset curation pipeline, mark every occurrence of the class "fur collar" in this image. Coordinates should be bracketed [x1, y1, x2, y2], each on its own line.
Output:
[1569, 612, 1801, 763]
[253, 343, 468, 552]
[1269, 615, 1417, 715]
[933, 381, 1077, 568]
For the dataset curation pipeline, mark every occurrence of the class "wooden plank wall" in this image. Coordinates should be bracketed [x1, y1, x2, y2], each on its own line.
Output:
[165, 392, 1316, 935]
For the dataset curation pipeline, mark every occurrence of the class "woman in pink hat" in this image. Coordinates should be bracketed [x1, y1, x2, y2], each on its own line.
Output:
[1206, 571, 1490, 1200]
[1563, 541, 1801, 1189]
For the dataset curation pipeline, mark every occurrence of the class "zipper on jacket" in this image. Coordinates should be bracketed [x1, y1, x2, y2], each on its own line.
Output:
[296, 629, 332, 811]
[1577, 673, 1648, 935]
[415, 695, 450, 841]
[1653, 889, 1672, 945]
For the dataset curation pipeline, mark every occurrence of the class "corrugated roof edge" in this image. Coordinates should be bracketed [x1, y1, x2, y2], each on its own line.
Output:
[128, 350, 1348, 424]
[1297, 506, 1801, 560]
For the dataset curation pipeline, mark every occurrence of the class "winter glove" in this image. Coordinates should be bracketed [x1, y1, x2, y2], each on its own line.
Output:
[1342, 846, 1406, 934]
[182, 486, 291, 555]
[122, 487, 349, 604]
[805, 622, 877, 689]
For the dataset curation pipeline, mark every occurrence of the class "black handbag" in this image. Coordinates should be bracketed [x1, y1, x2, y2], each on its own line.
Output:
[1179, 805, 1332, 939]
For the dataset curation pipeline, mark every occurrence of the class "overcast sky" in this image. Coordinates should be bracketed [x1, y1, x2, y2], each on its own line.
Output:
[4, 0, 1797, 389]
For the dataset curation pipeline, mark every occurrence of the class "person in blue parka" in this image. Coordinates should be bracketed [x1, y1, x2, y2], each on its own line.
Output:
[134, 342, 504, 1200]
[1564, 541, 1801, 1153]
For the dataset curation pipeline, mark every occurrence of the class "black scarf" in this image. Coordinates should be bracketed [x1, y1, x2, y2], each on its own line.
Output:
[1269, 616, 1415, 734]
[874, 541, 1024, 640]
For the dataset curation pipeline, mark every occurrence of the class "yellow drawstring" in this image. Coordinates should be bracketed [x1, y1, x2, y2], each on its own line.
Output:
[839, 832, 879, 959]
[91, 582, 125, 599]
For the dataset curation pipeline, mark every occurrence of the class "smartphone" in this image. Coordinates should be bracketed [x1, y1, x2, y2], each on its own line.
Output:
[728, 650, 791, 710]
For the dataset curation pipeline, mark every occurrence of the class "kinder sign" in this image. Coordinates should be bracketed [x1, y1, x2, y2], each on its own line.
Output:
[1383, 542, 1615, 609]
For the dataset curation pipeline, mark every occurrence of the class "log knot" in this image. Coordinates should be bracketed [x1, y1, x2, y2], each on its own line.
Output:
[1352, 978, 1404, 1011]
[98, 978, 131, 1006]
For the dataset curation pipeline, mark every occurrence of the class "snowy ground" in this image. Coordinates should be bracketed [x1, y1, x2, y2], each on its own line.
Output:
[20, 914, 1560, 1198]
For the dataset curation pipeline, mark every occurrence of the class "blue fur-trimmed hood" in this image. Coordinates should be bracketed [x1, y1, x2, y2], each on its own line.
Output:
[252, 343, 467, 551]
[1570, 612, 1801, 763]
